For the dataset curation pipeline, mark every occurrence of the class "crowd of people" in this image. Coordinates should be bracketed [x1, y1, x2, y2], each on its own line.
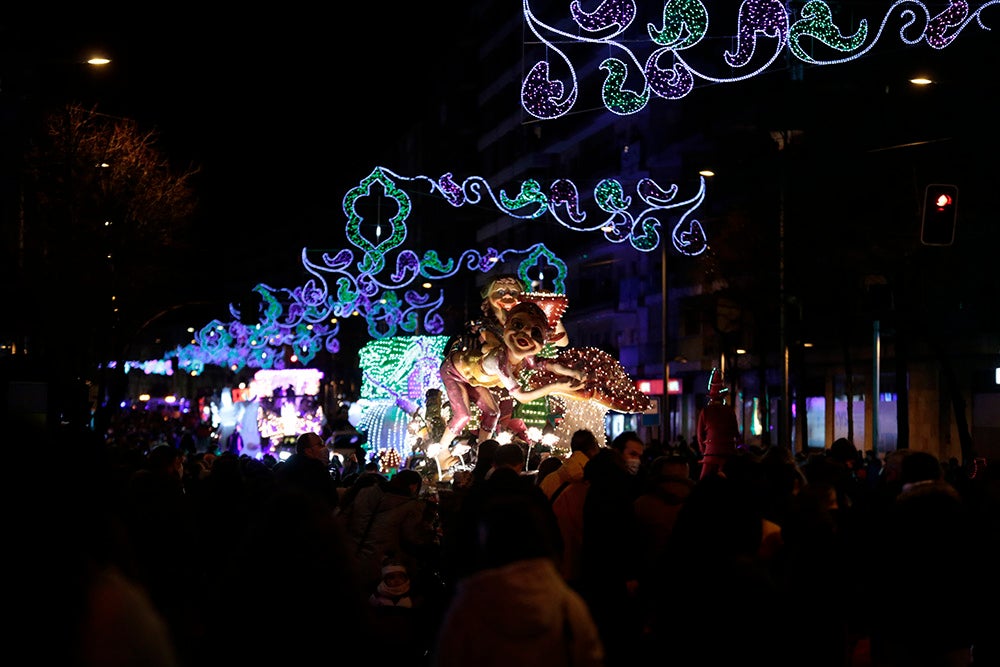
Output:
[21, 408, 999, 667]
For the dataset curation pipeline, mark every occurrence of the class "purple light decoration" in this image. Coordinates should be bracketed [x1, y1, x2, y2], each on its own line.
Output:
[571, 0, 637, 33]
[724, 0, 788, 68]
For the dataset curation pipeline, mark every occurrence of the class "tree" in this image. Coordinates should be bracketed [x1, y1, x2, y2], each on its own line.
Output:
[20, 104, 199, 405]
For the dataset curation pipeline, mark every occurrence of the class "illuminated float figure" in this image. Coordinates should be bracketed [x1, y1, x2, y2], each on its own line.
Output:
[440, 300, 650, 450]
[511, 298, 652, 419]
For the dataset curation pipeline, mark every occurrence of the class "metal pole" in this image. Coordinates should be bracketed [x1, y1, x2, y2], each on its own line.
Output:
[873, 319, 881, 455]
[779, 143, 790, 449]
[662, 240, 670, 444]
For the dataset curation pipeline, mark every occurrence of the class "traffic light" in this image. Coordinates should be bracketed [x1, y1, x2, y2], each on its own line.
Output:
[920, 184, 958, 246]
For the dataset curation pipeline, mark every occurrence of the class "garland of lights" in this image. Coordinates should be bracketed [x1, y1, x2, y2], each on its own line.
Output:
[522, 0, 1000, 119]
[162, 166, 707, 374]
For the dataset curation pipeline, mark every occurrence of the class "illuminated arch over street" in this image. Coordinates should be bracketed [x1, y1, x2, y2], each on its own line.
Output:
[164, 167, 708, 374]
[522, 0, 1000, 118]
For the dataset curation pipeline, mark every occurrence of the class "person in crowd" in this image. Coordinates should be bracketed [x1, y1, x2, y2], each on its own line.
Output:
[120, 444, 201, 659]
[273, 431, 339, 510]
[369, 558, 414, 608]
[611, 430, 645, 478]
[646, 474, 791, 667]
[695, 367, 740, 479]
[341, 468, 437, 595]
[633, 455, 695, 579]
[202, 484, 376, 665]
[870, 451, 981, 667]
[431, 489, 604, 667]
[470, 439, 500, 485]
[579, 440, 645, 666]
[541, 428, 601, 500]
[774, 474, 856, 667]
[534, 454, 563, 488]
[444, 442, 561, 584]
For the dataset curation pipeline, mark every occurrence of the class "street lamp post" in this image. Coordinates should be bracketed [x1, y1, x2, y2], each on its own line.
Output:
[661, 238, 670, 444]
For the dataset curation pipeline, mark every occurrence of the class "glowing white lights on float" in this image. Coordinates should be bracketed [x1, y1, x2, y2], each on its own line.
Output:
[522, 0, 1000, 119]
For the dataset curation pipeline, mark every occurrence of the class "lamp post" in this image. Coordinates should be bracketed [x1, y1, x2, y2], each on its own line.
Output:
[661, 235, 670, 444]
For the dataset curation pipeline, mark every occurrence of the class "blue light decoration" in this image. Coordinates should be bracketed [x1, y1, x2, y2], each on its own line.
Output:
[522, 0, 999, 119]
[105, 359, 175, 375]
[161, 166, 707, 374]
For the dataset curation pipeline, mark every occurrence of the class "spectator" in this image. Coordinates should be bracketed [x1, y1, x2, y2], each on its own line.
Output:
[431, 491, 604, 667]
[870, 451, 980, 667]
[445, 443, 561, 583]
[534, 454, 563, 488]
[633, 455, 694, 579]
[579, 442, 644, 666]
[342, 469, 437, 594]
[273, 431, 339, 510]
[540, 429, 601, 500]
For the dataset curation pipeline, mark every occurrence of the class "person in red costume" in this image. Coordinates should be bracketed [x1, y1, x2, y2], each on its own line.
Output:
[695, 367, 740, 479]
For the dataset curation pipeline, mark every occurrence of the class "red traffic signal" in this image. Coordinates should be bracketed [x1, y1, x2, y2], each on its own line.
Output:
[920, 184, 958, 246]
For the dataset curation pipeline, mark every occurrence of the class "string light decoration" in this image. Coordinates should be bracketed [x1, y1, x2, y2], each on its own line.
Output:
[354, 335, 450, 460]
[522, 0, 1000, 119]
[381, 447, 402, 474]
[358, 336, 450, 408]
[556, 398, 611, 447]
[155, 166, 707, 375]
[105, 359, 174, 375]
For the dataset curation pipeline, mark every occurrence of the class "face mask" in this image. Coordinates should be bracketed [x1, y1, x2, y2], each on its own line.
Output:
[625, 458, 641, 476]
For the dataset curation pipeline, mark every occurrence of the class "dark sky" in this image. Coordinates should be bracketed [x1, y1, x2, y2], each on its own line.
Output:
[4, 8, 460, 290]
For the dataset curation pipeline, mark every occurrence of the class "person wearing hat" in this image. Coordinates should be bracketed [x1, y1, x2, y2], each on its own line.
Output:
[369, 559, 414, 608]
[695, 367, 740, 479]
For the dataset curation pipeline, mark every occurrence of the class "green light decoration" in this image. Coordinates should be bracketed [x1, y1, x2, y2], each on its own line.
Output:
[344, 168, 412, 276]
[355, 335, 452, 462]
[523, 0, 999, 118]
[518, 245, 568, 293]
[358, 335, 450, 404]
[648, 0, 709, 49]
[788, 1, 868, 63]
[600, 58, 651, 115]
[160, 166, 706, 374]
[499, 179, 549, 216]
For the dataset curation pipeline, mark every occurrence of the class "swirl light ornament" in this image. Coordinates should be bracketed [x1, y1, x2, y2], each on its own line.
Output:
[522, 0, 999, 119]
[161, 167, 706, 375]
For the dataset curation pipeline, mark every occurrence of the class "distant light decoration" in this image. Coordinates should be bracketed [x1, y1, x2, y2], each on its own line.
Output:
[522, 0, 1000, 119]
[111, 359, 174, 375]
[250, 368, 324, 397]
[154, 166, 707, 375]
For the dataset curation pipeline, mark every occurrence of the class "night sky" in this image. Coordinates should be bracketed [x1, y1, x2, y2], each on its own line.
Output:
[4, 7, 461, 291]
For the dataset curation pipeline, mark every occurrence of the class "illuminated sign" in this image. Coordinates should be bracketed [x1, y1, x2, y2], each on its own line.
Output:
[637, 378, 683, 394]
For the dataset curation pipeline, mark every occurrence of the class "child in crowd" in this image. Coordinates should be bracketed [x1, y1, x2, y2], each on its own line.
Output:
[369, 559, 413, 608]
